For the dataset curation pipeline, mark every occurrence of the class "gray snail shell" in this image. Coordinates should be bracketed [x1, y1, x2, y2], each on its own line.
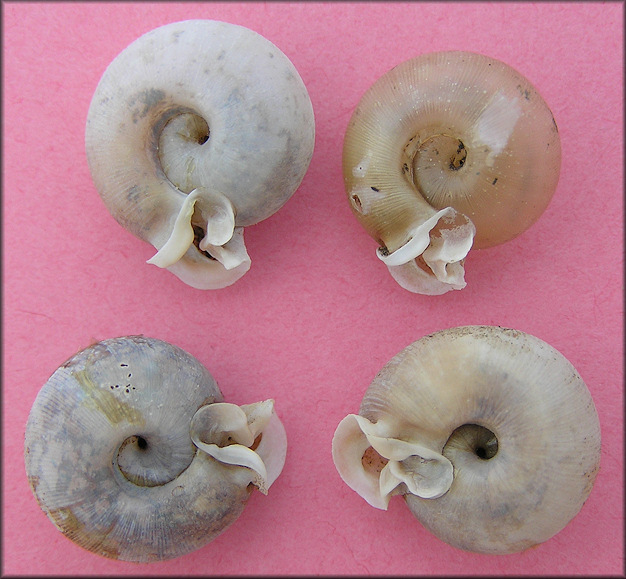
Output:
[343, 51, 561, 294]
[85, 20, 315, 289]
[332, 326, 600, 554]
[24, 336, 287, 562]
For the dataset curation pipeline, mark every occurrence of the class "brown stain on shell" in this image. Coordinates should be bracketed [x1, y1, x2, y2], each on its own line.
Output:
[73, 368, 145, 427]
[48, 507, 122, 560]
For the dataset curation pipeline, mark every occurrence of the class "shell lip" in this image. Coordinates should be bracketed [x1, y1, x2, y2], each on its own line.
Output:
[145, 187, 252, 289]
[165, 242, 251, 290]
[190, 400, 287, 495]
[376, 207, 475, 295]
[332, 414, 454, 510]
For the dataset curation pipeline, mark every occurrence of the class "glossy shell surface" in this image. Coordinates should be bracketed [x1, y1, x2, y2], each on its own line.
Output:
[343, 52, 561, 294]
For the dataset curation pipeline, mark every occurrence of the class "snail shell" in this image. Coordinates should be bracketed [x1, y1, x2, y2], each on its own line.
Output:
[24, 336, 287, 562]
[343, 52, 561, 294]
[85, 20, 315, 289]
[332, 326, 600, 554]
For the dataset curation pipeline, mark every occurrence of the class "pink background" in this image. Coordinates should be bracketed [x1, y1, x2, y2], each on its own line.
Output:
[3, 1, 623, 576]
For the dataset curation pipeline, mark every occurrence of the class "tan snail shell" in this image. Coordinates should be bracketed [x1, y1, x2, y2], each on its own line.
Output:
[332, 326, 600, 554]
[85, 20, 315, 289]
[343, 52, 561, 294]
[24, 336, 287, 562]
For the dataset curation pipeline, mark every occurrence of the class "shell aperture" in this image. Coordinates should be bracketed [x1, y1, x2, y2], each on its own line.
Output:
[145, 188, 249, 276]
[333, 414, 454, 509]
[24, 336, 288, 562]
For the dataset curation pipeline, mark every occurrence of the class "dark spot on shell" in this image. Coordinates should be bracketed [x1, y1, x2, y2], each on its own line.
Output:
[28, 475, 40, 494]
[551, 113, 559, 132]
[126, 186, 141, 204]
[129, 89, 166, 124]
[516, 84, 531, 101]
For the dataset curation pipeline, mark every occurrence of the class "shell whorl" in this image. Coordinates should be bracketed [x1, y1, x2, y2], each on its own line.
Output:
[85, 20, 315, 289]
[24, 336, 287, 562]
[332, 326, 600, 554]
[343, 51, 561, 294]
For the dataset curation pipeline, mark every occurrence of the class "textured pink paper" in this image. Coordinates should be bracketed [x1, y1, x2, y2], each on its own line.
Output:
[3, 2, 623, 576]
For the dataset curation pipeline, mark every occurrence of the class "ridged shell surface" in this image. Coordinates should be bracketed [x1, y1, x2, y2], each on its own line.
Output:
[24, 336, 287, 562]
[333, 326, 600, 554]
[343, 51, 561, 250]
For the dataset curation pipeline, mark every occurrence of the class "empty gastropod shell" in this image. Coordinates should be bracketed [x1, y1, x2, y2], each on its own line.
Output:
[332, 326, 600, 554]
[343, 52, 561, 294]
[86, 20, 315, 289]
[24, 336, 288, 562]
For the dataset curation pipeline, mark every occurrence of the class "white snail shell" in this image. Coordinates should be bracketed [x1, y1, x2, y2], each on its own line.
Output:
[343, 51, 561, 294]
[332, 326, 600, 554]
[85, 20, 315, 289]
[24, 336, 288, 562]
